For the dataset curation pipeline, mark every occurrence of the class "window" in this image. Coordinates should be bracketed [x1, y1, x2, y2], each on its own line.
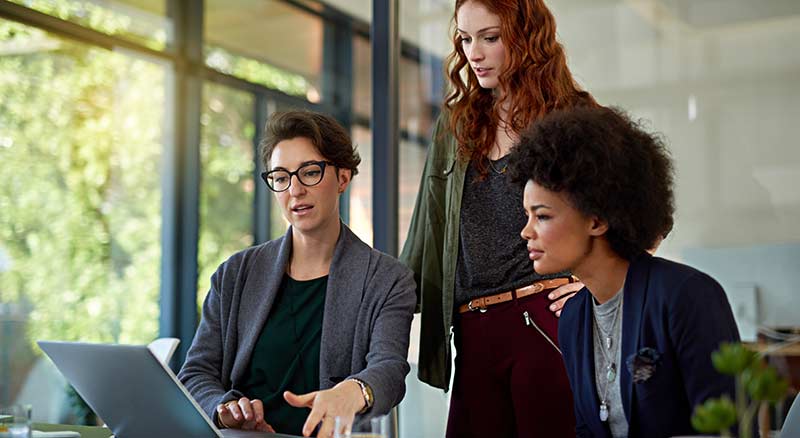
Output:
[197, 82, 255, 305]
[348, 125, 372, 244]
[204, 0, 323, 100]
[0, 18, 165, 419]
[7, 0, 171, 50]
[352, 34, 370, 118]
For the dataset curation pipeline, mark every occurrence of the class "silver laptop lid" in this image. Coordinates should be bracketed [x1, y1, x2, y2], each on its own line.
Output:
[38, 341, 223, 438]
[38, 341, 299, 438]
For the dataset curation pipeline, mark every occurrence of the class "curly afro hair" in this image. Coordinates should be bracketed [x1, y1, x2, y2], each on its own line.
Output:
[508, 106, 675, 260]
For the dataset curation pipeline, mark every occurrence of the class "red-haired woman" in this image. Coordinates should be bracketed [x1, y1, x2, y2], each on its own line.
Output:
[400, 1, 596, 436]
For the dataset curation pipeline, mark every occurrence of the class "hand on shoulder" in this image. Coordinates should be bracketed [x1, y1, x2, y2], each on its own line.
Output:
[548, 280, 584, 317]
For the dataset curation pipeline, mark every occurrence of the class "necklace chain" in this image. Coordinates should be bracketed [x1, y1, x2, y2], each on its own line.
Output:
[487, 156, 507, 174]
[593, 294, 623, 422]
[594, 297, 622, 353]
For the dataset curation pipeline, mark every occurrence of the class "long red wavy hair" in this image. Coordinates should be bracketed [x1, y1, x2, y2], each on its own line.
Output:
[445, 0, 596, 175]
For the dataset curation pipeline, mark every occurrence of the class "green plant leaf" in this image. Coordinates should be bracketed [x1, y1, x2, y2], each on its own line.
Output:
[692, 396, 737, 434]
[745, 366, 790, 403]
[711, 342, 759, 375]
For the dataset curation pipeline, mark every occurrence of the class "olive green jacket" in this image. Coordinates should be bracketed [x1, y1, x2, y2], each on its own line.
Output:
[399, 115, 466, 391]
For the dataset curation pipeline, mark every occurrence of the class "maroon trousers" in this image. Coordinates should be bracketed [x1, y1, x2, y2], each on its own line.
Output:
[446, 291, 576, 438]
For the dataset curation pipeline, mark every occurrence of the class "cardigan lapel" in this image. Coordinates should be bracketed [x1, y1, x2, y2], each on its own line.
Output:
[319, 223, 371, 388]
[620, 253, 652, 427]
[229, 228, 293, 384]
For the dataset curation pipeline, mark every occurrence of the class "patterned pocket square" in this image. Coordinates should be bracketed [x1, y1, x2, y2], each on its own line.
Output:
[626, 347, 662, 383]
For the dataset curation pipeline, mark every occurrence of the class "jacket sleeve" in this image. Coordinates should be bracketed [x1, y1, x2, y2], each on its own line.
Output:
[398, 116, 444, 313]
[177, 266, 244, 420]
[669, 272, 740, 411]
[349, 265, 417, 417]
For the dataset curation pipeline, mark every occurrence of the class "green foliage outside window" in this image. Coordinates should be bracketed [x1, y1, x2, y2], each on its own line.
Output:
[197, 83, 255, 307]
[0, 18, 162, 344]
[8, 0, 313, 98]
[205, 46, 312, 99]
[8, 0, 168, 50]
[0, 18, 162, 409]
[0, 0, 316, 420]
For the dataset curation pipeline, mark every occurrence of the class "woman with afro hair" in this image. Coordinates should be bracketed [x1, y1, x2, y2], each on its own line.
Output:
[510, 106, 740, 438]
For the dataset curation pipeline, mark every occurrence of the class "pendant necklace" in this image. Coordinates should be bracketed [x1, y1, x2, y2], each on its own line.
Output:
[487, 156, 507, 174]
[593, 295, 623, 422]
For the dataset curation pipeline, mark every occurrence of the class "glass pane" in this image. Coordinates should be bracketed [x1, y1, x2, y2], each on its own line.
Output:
[396, 3, 452, 437]
[551, 0, 800, 337]
[353, 35, 370, 118]
[353, 36, 439, 140]
[348, 125, 373, 245]
[398, 139, 426, 251]
[319, 0, 452, 52]
[0, 18, 164, 422]
[399, 57, 434, 140]
[402, 1, 453, 55]
[197, 83, 255, 306]
[205, 0, 323, 100]
[8, 0, 170, 50]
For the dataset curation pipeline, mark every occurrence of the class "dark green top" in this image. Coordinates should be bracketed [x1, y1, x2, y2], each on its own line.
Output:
[240, 274, 327, 435]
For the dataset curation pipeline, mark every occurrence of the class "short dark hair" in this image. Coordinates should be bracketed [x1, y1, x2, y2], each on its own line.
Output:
[259, 110, 361, 175]
[509, 106, 675, 260]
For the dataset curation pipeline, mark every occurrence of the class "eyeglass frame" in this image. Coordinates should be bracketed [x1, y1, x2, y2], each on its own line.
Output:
[260, 160, 337, 192]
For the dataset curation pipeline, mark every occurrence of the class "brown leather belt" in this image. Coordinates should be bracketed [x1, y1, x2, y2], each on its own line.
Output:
[458, 277, 573, 313]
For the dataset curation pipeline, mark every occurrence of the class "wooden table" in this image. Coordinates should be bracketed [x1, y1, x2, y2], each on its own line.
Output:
[746, 341, 800, 357]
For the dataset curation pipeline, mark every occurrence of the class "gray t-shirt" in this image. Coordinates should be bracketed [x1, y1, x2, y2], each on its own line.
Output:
[454, 156, 566, 306]
[592, 287, 628, 438]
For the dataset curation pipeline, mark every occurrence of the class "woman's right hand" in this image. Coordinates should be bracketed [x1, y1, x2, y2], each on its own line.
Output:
[548, 280, 584, 318]
[216, 397, 275, 432]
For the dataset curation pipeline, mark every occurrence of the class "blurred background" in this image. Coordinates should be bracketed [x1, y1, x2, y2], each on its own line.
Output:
[0, 0, 798, 435]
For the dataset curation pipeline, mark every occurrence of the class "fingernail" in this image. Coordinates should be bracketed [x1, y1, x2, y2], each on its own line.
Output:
[550, 304, 557, 311]
[548, 293, 554, 299]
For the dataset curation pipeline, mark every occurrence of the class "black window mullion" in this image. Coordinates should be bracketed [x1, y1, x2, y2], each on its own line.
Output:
[160, 0, 203, 369]
[371, 0, 399, 256]
[322, 19, 354, 224]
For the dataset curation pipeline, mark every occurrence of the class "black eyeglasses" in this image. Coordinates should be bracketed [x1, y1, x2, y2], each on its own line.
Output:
[261, 160, 336, 192]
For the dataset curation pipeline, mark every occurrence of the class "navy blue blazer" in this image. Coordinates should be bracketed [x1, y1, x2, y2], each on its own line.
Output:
[558, 253, 740, 438]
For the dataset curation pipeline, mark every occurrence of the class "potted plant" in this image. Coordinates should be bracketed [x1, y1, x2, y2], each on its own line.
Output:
[691, 342, 789, 437]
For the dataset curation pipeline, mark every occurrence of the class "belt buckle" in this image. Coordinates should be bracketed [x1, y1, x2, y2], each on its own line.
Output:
[468, 300, 487, 313]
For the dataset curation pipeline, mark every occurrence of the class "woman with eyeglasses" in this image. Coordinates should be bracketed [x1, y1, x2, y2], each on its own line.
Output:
[179, 110, 417, 438]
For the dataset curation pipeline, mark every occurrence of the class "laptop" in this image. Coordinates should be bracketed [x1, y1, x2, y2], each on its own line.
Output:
[38, 341, 300, 438]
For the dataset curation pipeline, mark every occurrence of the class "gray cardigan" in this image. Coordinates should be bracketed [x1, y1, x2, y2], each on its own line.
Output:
[178, 223, 417, 422]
